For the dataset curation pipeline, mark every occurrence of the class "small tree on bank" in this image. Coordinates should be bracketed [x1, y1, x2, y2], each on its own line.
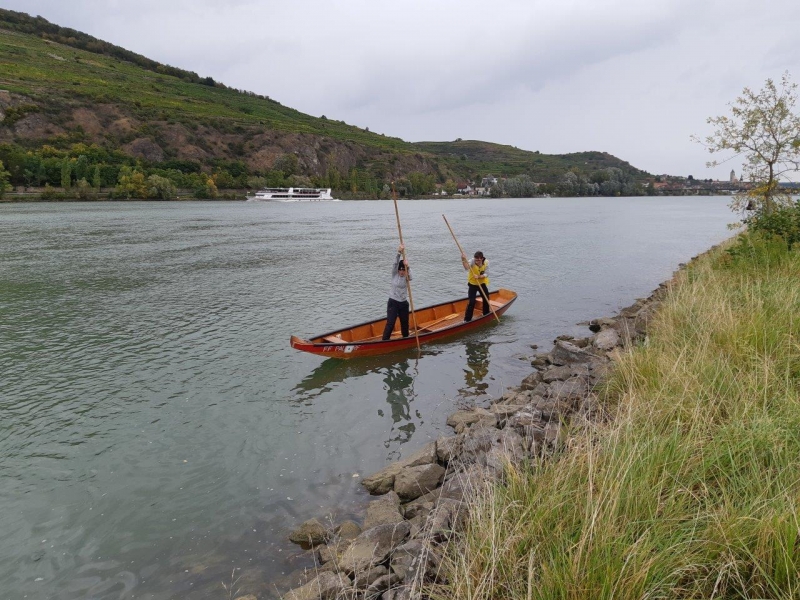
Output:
[697, 72, 800, 215]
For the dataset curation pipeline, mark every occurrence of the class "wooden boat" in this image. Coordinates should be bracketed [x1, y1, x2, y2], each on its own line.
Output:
[291, 288, 517, 358]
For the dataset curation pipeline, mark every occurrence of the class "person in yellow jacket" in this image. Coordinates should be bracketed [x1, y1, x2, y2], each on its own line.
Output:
[460, 250, 489, 322]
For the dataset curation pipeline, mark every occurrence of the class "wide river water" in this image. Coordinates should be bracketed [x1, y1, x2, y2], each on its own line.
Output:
[1, 197, 733, 599]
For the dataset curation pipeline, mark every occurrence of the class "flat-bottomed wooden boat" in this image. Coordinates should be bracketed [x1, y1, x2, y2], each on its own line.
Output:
[290, 288, 517, 358]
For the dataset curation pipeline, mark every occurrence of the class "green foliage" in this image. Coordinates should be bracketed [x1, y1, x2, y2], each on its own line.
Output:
[160, 159, 202, 174]
[0, 159, 11, 197]
[74, 177, 92, 199]
[193, 173, 218, 199]
[1, 103, 39, 125]
[738, 202, 800, 249]
[39, 183, 61, 199]
[91, 164, 101, 189]
[273, 153, 298, 177]
[115, 166, 148, 198]
[246, 175, 268, 189]
[407, 171, 436, 195]
[146, 174, 176, 199]
[60, 160, 72, 189]
[500, 174, 537, 197]
[725, 232, 795, 271]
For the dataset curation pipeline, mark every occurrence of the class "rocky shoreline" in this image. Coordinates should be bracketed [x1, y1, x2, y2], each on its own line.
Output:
[276, 267, 681, 600]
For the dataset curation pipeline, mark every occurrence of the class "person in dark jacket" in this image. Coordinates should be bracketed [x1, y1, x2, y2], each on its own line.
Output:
[382, 244, 412, 340]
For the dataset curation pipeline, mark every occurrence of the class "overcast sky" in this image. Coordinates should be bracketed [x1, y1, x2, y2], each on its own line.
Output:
[3, 0, 800, 180]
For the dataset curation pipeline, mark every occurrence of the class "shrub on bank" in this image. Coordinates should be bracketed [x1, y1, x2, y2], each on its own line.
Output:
[433, 234, 800, 600]
[746, 200, 800, 248]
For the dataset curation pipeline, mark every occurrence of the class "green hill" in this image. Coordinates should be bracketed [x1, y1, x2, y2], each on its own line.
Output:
[0, 9, 651, 199]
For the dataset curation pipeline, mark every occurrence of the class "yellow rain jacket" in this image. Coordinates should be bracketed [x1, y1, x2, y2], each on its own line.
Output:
[467, 258, 489, 286]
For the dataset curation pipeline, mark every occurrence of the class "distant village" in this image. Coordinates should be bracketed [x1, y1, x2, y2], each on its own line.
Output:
[432, 170, 794, 197]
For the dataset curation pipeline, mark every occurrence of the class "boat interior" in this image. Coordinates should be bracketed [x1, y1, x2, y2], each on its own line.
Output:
[312, 289, 516, 344]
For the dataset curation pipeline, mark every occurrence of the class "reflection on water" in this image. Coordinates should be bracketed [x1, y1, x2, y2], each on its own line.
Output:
[293, 354, 428, 458]
[378, 359, 418, 458]
[461, 340, 491, 397]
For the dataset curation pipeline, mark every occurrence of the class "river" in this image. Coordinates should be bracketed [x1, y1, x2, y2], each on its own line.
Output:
[0, 197, 733, 599]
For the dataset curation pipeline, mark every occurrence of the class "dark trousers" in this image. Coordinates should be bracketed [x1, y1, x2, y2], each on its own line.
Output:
[382, 298, 410, 340]
[465, 283, 490, 322]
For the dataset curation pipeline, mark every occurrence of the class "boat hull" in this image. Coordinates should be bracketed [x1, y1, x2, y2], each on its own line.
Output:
[291, 289, 517, 358]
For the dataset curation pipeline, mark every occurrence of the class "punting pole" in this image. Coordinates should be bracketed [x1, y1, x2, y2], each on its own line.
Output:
[392, 184, 421, 351]
[442, 214, 501, 324]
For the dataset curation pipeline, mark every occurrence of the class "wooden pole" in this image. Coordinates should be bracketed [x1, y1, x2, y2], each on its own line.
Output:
[392, 184, 421, 351]
[442, 214, 501, 323]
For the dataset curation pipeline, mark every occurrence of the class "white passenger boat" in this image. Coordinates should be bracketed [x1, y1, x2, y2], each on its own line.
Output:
[249, 187, 338, 202]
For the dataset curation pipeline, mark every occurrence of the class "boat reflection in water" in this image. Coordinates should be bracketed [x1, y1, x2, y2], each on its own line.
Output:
[292, 351, 437, 454]
[292, 339, 494, 455]
[291, 350, 438, 402]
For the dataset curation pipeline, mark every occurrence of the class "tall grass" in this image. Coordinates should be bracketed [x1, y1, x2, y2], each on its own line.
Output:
[433, 235, 800, 600]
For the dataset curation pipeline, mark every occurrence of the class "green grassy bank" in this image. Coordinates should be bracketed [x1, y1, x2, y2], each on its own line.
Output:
[434, 234, 800, 599]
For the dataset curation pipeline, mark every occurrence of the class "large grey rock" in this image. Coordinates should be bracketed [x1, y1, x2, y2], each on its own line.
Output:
[619, 299, 645, 318]
[338, 521, 411, 574]
[530, 382, 550, 397]
[394, 464, 446, 500]
[461, 428, 496, 459]
[436, 435, 463, 463]
[361, 442, 437, 495]
[506, 410, 544, 431]
[391, 539, 442, 581]
[446, 407, 496, 434]
[288, 518, 329, 546]
[492, 427, 527, 460]
[590, 317, 617, 332]
[403, 499, 434, 521]
[284, 572, 349, 600]
[426, 498, 467, 541]
[317, 533, 357, 566]
[593, 328, 620, 350]
[439, 476, 468, 502]
[541, 365, 574, 382]
[548, 378, 587, 401]
[363, 491, 404, 529]
[353, 564, 389, 588]
[335, 520, 362, 540]
[520, 371, 542, 390]
[550, 340, 591, 365]
[366, 571, 402, 595]
[532, 395, 570, 421]
[491, 403, 529, 427]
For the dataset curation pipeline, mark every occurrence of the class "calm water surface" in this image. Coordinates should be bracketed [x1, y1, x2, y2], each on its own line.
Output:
[0, 198, 733, 599]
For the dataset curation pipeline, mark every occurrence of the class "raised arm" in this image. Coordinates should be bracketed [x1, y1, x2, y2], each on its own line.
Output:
[392, 243, 405, 275]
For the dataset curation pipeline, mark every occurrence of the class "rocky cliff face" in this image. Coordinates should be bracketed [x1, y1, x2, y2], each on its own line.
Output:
[0, 92, 442, 180]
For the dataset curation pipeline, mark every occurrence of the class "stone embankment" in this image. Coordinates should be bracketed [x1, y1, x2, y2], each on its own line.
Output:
[281, 278, 672, 600]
